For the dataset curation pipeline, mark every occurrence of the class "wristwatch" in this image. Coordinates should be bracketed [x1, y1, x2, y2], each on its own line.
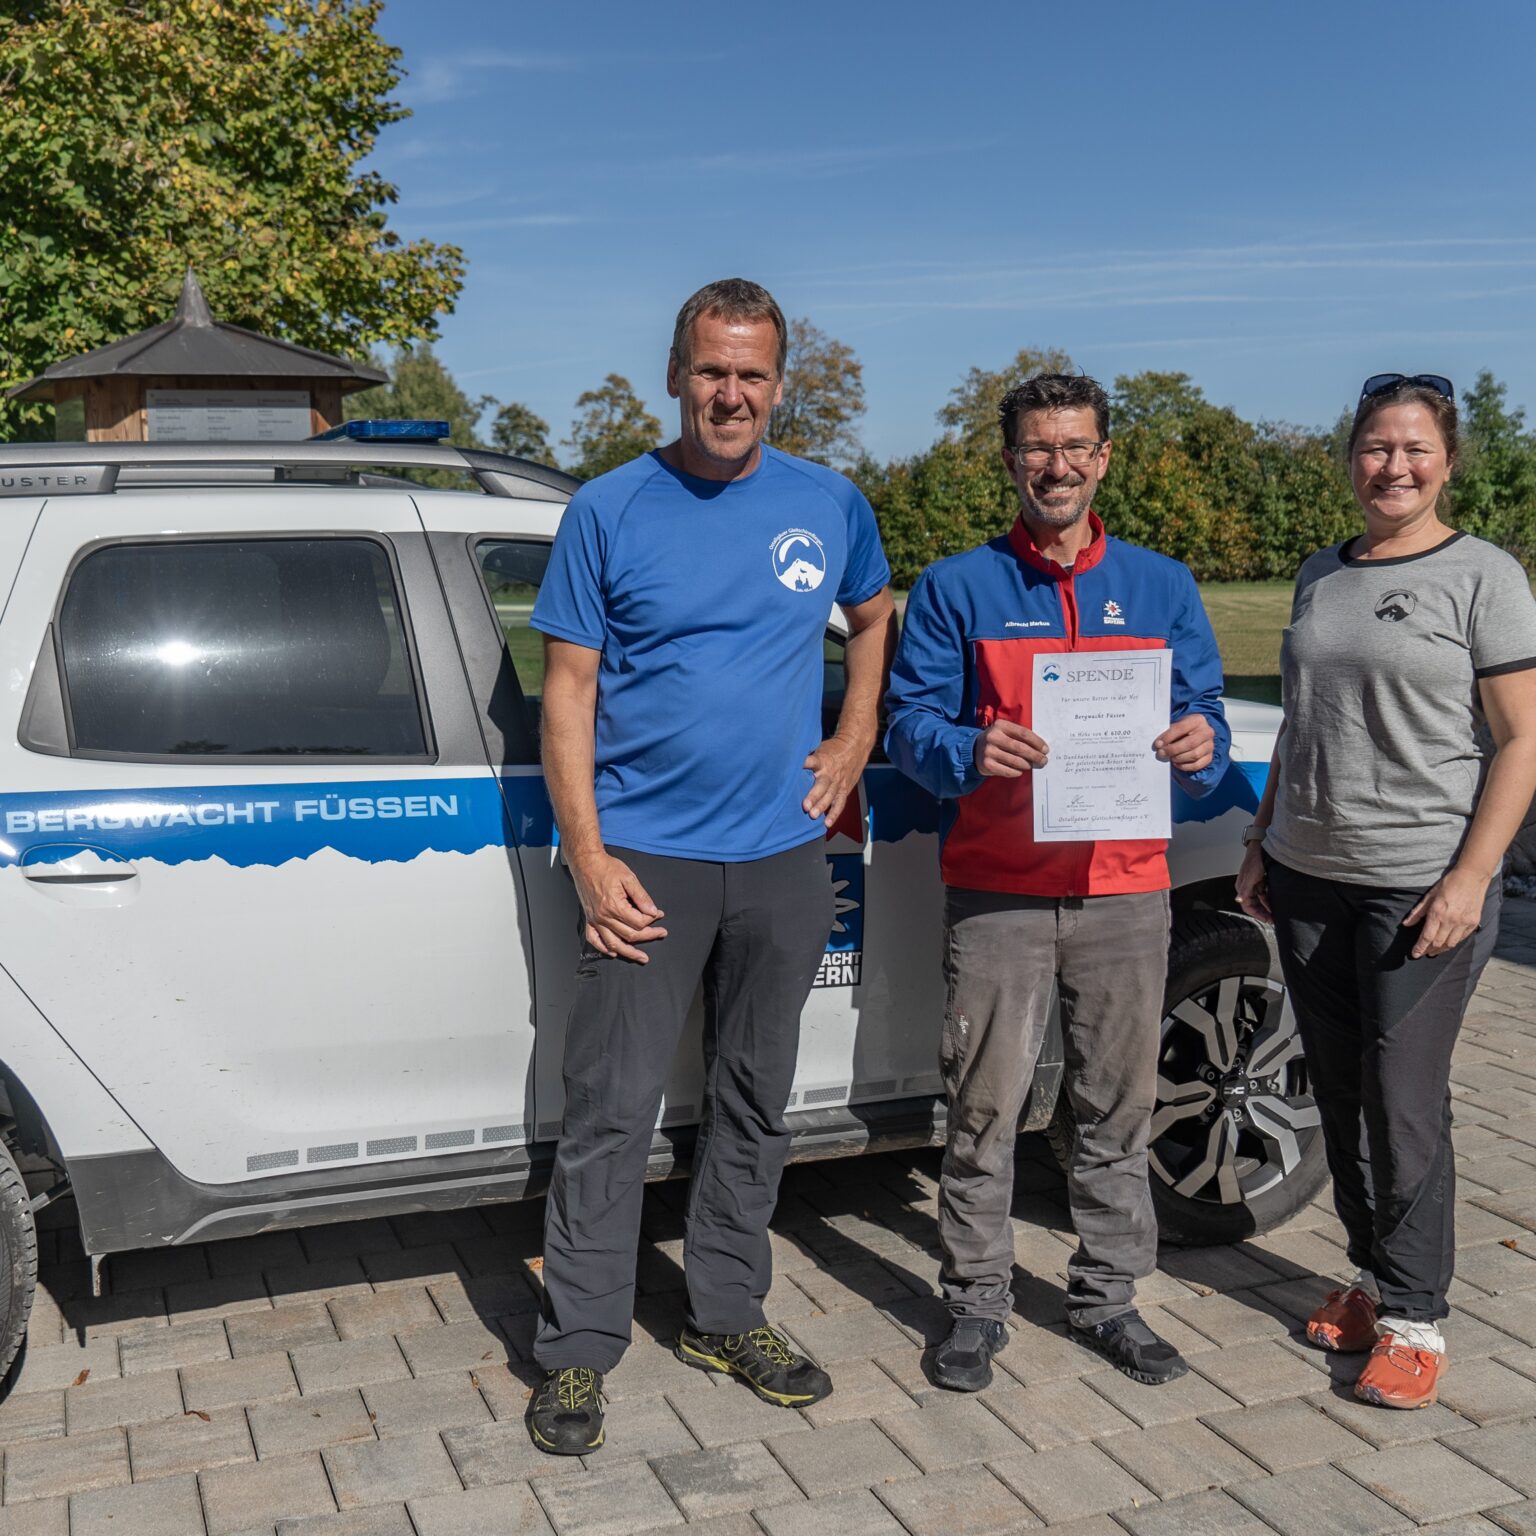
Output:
[1241, 824, 1268, 846]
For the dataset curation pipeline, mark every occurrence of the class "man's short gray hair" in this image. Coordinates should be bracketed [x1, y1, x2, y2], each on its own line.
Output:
[671, 279, 788, 376]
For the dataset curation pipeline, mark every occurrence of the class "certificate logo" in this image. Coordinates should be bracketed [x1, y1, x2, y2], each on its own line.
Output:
[1375, 589, 1417, 623]
[1102, 599, 1126, 626]
[771, 529, 827, 592]
[1041, 665, 1062, 682]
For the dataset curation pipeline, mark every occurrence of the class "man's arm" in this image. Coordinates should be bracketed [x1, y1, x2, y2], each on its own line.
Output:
[802, 586, 898, 826]
[884, 570, 1046, 796]
[1152, 568, 1230, 794]
[541, 637, 667, 964]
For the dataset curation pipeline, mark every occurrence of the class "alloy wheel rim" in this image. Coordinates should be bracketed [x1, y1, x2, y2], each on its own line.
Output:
[1148, 973, 1321, 1205]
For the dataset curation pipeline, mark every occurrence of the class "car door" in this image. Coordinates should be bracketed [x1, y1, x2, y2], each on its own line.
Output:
[0, 488, 535, 1188]
[411, 498, 680, 1144]
[415, 492, 948, 1143]
[802, 633, 947, 1113]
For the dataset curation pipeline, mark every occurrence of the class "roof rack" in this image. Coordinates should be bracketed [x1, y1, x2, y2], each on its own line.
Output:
[0, 440, 582, 502]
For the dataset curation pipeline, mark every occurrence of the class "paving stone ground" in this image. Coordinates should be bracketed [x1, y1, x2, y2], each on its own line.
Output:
[8, 900, 1536, 1535]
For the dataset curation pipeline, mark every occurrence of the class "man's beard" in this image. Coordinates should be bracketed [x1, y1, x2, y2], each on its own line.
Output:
[1021, 478, 1094, 528]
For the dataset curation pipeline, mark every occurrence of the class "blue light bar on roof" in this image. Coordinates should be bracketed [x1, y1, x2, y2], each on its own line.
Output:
[312, 419, 451, 443]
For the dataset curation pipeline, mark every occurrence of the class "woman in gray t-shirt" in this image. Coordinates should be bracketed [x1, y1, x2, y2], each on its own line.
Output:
[1236, 374, 1536, 1411]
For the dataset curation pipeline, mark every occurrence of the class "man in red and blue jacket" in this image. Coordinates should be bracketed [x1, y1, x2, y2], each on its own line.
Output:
[886, 373, 1229, 1392]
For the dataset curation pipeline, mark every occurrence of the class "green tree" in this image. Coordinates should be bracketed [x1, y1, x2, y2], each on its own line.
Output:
[345, 345, 486, 447]
[937, 346, 1076, 451]
[1450, 370, 1536, 561]
[1112, 371, 1209, 436]
[0, 0, 463, 440]
[1249, 424, 1359, 576]
[769, 318, 865, 466]
[564, 374, 661, 480]
[489, 401, 555, 466]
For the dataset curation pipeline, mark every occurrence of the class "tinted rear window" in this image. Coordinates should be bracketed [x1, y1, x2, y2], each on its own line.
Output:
[59, 539, 428, 758]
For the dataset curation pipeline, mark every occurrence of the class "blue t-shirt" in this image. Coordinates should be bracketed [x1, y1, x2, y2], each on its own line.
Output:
[531, 446, 890, 861]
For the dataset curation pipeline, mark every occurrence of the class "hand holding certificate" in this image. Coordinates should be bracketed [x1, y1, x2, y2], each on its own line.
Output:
[1031, 649, 1172, 842]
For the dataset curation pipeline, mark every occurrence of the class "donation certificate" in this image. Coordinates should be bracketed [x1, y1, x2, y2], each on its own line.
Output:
[1031, 649, 1172, 842]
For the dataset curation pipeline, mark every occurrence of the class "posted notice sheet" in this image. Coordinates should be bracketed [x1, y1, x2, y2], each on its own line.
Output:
[1031, 649, 1172, 842]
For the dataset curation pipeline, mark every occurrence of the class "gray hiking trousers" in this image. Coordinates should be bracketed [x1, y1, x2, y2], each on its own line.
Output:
[534, 841, 834, 1372]
[939, 887, 1170, 1327]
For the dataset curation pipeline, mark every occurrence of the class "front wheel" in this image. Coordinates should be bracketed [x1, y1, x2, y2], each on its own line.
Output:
[1047, 911, 1329, 1246]
[0, 1138, 37, 1385]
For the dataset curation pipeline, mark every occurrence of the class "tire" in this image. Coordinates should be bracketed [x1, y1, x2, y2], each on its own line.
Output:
[0, 1138, 37, 1386]
[1047, 911, 1330, 1247]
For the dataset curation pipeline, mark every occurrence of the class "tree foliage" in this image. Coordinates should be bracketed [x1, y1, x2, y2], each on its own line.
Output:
[937, 345, 1076, 451]
[342, 344, 488, 487]
[564, 374, 662, 481]
[344, 345, 486, 446]
[856, 356, 1536, 588]
[1450, 370, 1536, 563]
[769, 317, 865, 467]
[489, 401, 555, 466]
[0, 0, 464, 439]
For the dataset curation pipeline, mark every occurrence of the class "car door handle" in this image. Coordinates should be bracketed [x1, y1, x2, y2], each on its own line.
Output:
[18, 844, 139, 903]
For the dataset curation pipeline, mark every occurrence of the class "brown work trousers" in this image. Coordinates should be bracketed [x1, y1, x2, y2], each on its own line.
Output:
[938, 887, 1170, 1326]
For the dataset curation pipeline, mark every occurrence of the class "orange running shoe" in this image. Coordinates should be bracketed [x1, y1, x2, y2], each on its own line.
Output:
[1306, 1285, 1378, 1354]
[1353, 1333, 1444, 1409]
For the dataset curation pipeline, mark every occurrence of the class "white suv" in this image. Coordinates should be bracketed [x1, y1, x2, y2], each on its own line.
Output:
[0, 430, 1323, 1384]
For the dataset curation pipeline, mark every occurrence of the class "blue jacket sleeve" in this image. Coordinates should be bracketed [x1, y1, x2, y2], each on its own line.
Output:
[1168, 564, 1230, 799]
[884, 568, 984, 799]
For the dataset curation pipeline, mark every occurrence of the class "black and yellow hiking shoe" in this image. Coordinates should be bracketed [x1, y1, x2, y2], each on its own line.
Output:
[675, 1324, 832, 1406]
[528, 1366, 606, 1455]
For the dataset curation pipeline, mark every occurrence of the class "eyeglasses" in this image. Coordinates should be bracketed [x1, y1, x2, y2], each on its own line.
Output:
[1007, 440, 1105, 468]
[1359, 373, 1455, 401]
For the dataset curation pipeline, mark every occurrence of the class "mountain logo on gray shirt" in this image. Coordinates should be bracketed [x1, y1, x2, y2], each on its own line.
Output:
[1375, 589, 1418, 622]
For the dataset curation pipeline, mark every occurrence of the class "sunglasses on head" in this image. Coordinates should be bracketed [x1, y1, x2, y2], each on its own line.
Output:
[1359, 373, 1455, 401]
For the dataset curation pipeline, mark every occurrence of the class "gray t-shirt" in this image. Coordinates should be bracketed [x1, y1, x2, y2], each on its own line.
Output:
[1267, 531, 1536, 887]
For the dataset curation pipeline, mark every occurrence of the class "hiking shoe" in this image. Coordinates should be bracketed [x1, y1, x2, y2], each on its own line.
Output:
[528, 1367, 606, 1455]
[675, 1324, 832, 1406]
[931, 1316, 1009, 1392]
[1307, 1285, 1378, 1354]
[1070, 1310, 1189, 1385]
[1354, 1333, 1444, 1409]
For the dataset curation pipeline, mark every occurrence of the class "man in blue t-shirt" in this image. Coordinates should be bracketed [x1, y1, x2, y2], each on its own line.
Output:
[525, 278, 895, 1455]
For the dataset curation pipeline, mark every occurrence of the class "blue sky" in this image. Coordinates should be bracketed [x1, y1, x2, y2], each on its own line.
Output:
[368, 0, 1536, 462]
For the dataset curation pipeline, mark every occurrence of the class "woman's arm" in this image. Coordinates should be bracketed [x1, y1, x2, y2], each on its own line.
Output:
[1235, 722, 1286, 923]
[1404, 668, 1536, 958]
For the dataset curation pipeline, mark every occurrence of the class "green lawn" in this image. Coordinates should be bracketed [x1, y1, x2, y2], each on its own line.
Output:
[1199, 581, 1290, 705]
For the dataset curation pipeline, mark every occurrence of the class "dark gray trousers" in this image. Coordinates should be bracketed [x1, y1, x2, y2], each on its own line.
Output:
[533, 841, 834, 1371]
[1266, 855, 1498, 1322]
[939, 887, 1170, 1327]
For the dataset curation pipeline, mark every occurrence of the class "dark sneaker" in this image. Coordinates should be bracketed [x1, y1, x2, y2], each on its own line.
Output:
[1070, 1310, 1188, 1386]
[528, 1366, 606, 1455]
[675, 1324, 832, 1406]
[931, 1316, 1009, 1392]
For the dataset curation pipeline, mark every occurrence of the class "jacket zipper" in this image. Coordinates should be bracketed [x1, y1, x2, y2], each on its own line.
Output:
[1058, 573, 1080, 647]
[1056, 571, 1084, 895]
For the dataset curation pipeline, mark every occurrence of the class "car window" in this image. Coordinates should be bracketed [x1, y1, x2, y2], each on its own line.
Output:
[476, 538, 551, 708]
[57, 538, 428, 759]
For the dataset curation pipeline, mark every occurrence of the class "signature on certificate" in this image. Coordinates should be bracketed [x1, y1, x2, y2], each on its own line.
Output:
[1115, 793, 1150, 810]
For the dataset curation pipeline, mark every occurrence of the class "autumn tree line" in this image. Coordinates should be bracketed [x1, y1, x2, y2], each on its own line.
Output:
[346, 336, 1536, 590]
[4, 1, 1534, 590]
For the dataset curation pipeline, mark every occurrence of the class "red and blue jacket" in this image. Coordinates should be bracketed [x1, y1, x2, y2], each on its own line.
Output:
[884, 514, 1230, 897]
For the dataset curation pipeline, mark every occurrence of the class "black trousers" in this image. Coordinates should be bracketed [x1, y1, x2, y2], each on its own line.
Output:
[534, 840, 834, 1371]
[1266, 855, 1498, 1322]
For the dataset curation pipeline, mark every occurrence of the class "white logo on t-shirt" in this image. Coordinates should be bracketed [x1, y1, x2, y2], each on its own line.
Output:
[771, 529, 827, 592]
